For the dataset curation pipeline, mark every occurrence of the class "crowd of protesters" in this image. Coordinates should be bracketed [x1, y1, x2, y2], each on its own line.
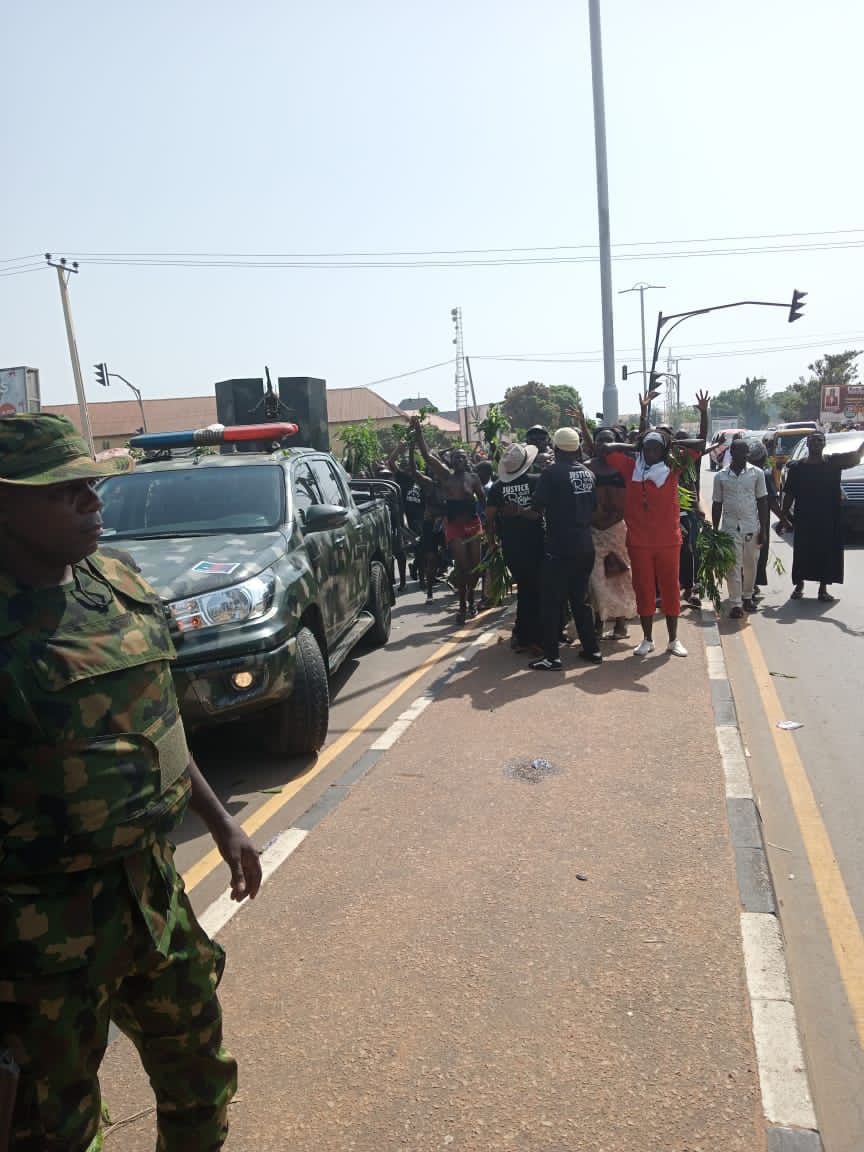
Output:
[361, 390, 863, 661]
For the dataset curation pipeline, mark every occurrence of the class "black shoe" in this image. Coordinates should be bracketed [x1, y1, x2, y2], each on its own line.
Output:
[579, 649, 603, 664]
[466, 603, 478, 619]
[743, 598, 757, 613]
[529, 657, 562, 671]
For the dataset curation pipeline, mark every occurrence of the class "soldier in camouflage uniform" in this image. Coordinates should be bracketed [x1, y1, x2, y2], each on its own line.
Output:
[0, 415, 262, 1151]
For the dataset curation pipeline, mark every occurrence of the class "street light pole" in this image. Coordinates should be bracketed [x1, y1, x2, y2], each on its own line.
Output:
[619, 284, 665, 402]
[588, 0, 617, 424]
[46, 254, 95, 457]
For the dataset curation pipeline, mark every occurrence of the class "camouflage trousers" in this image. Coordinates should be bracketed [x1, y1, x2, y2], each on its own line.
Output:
[0, 845, 237, 1152]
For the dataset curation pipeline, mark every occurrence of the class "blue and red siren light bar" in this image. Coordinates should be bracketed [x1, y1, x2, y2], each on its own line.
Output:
[129, 422, 299, 450]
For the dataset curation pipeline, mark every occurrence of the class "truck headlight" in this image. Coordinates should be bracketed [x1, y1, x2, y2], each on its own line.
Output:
[170, 572, 276, 632]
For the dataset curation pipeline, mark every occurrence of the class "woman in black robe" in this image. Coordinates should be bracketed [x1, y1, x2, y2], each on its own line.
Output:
[781, 431, 864, 601]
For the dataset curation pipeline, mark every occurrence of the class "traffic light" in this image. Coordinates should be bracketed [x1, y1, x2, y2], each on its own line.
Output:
[621, 365, 628, 380]
[788, 289, 807, 323]
[94, 362, 109, 388]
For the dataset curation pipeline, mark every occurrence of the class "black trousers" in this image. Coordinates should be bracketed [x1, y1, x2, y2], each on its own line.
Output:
[506, 549, 543, 647]
[541, 551, 597, 660]
[679, 511, 700, 590]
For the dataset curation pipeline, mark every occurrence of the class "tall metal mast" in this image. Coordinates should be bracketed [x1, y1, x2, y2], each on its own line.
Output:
[451, 306, 469, 438]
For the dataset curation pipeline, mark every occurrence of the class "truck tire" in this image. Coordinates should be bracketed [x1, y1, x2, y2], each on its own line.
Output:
[365, 560, 392, 647]
[271, 626, 329, 758]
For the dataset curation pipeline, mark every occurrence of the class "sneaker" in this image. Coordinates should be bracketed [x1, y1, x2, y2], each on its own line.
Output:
[667, 639, 688, 657]
[579, 649, 603, 664]
[743, 598, 757, 613]
[633, 638, 655, 657]
[612, 622, 629, 639]
[466, 603, 478, 619]
[529, 656, 562, 671]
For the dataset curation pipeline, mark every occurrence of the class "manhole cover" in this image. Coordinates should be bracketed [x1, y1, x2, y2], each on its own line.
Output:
[504, 757, 561, 784]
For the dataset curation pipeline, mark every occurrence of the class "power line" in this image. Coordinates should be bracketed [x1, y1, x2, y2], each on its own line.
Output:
[360, 359, 455, 389]
[474, 335, 864, 365]
[0, 263, 46, 279]
[34, 226, 864, 261]
[476, 331, 864, 360]
[43, 239, 864, 269]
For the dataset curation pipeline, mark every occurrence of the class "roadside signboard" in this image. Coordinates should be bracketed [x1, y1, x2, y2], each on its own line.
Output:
[821, 382, 864, 423]
[0, 366, 40, 417]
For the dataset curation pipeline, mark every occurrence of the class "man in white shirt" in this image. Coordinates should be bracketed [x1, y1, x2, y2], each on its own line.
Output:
[712, 437, 769, 617]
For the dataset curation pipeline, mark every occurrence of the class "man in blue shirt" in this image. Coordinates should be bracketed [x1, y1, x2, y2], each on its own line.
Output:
[530, 427, 601, 670]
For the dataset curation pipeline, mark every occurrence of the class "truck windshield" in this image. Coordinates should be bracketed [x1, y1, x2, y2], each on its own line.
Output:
[775, 433, 808, 454]
[98, 465, 284, 538]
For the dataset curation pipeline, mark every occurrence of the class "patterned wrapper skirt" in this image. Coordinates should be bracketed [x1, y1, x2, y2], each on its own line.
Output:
[590, 521, 637, 621]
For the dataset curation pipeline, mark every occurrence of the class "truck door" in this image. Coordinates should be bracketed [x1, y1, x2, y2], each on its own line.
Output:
[291, 461, 342, 647]
[308, 457, 367, 628]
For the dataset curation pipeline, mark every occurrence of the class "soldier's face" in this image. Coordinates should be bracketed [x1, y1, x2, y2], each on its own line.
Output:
[0, 479, 104, 568]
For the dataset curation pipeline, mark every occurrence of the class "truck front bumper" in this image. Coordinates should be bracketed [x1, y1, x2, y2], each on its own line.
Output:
[172, 634, 297, 729]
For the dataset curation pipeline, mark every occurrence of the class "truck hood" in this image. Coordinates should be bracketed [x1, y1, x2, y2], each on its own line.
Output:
[99, 531, 289, 602]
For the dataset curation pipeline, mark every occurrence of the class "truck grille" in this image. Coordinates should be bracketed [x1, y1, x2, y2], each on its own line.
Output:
[841, 479, 864, 501]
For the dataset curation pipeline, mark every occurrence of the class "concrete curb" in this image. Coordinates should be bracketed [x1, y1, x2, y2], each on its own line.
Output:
[701, 605, 822, 1151]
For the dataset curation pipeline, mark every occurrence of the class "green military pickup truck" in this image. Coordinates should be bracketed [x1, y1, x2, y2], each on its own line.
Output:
[97, 446, 394, 757]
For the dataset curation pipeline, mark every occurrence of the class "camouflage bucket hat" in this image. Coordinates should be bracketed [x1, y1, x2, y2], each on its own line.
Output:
[0, 413, 134, 486]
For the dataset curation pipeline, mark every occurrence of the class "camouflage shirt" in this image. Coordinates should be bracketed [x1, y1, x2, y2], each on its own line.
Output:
[0, 553, 193, 968]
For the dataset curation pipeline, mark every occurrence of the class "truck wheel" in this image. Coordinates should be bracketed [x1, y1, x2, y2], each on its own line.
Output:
[365, 560, 392, 646]
[272, 626, 329, 757]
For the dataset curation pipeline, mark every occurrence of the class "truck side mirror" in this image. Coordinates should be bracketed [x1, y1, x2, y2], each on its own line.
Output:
[303, 504, 349, 532]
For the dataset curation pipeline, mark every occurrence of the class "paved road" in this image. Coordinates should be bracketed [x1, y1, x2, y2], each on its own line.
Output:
[702, 465, 864, 1152]
[176, 579, 496, 916]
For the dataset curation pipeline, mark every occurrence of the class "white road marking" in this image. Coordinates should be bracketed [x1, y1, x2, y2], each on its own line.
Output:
[705, 645, 728, 680]
[740, 912, 792, 1002]
[750, 998, 817, 1129]
[198, 827, 308, 939]
[716, 725, 753, 799]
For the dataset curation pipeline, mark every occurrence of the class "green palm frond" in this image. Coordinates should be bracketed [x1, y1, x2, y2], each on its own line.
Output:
[696, 525, 737, 611]
[473, 545, 512, 606]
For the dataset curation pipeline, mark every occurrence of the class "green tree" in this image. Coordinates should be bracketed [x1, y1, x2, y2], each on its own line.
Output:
[476, 403, 511, 461]
[707, 387, 745, 420]
[547, 384, 584, 426]
[338, 420, 380, 474]
[741, 376, 770, 427]
[501, 381, 559, 433]
[707, 377, 769, 426]
[774, 350, 861, 422]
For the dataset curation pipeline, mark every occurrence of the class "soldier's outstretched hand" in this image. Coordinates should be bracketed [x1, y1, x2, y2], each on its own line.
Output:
[215, 819, 263, 901]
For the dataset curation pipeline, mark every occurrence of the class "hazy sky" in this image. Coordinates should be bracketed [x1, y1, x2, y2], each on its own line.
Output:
[3, 0, 863, 421]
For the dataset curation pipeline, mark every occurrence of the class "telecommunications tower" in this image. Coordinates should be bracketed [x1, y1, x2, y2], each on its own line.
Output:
[451, 306, 468, 413]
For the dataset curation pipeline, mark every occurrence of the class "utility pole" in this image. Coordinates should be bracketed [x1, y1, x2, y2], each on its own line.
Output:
[45, 254, 95, 457]
[588, 0, 617, 424]
[619, 283, 665, 410]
